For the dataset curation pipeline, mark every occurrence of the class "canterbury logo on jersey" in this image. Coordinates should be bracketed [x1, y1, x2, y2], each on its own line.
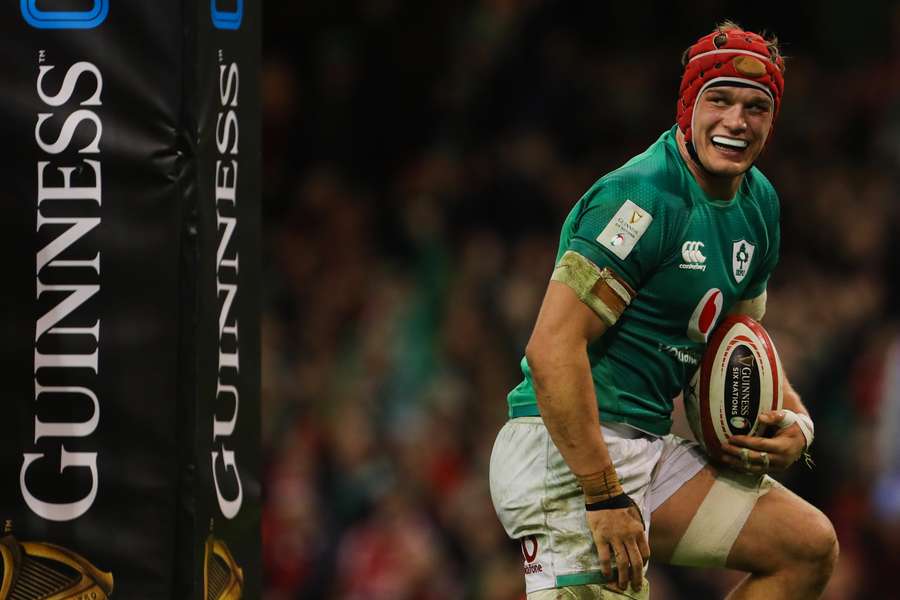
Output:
[679, 241, 707, 271]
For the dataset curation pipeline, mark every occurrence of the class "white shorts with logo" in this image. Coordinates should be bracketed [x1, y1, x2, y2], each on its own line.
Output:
[488, 416, 706, 595]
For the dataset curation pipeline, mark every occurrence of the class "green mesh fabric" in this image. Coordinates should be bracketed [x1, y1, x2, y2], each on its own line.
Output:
[508, 126, 781, 434]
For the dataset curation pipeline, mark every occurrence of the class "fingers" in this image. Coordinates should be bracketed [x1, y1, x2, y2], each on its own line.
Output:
[721, 442, 764, 459]
[729, 426, 803, 448]
[719, 446, 784, 473]
[722, 430, 805, 473]
[638, 530, 651, 563]
[596, 539, 613, 581]
[758, 410, 785, 424]
[629, 504, 651, 564]
[624, 538, 645, 591]
[611, 539, 629, 590]
[762, 451, 771, 471]
[771, 423, 804, 438]
[719, 454, 765, 473]
[586, 506, 647, 591]
[725, 434, 779, 452]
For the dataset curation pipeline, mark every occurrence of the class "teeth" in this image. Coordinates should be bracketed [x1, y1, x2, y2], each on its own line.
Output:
[712, 136, 748, 149]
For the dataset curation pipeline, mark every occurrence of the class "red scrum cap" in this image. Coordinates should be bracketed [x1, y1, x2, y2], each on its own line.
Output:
[677, 25, 785, 146]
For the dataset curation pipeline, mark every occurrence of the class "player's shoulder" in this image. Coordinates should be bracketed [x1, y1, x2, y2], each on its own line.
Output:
[581, 128, 690, 217]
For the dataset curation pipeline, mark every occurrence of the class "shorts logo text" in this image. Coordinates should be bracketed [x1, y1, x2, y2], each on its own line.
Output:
[521, 535, 543, 574]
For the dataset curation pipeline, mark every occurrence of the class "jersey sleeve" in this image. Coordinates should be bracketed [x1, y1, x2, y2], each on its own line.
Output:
[565, 177, 679, 291]
[741, 190, 781, 300]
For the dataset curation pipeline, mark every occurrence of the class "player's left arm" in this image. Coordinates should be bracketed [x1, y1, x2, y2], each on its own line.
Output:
[721, 292, 815, 473]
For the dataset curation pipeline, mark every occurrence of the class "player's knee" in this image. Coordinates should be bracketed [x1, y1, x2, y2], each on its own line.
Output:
[792, 509, 839, 579]
[810, 515, 839, 575]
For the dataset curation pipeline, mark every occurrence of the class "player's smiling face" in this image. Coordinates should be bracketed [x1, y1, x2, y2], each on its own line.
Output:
[692, 86, 774, 178]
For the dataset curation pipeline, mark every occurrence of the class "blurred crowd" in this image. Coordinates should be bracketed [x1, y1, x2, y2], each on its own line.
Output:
[258, 2, 900, 599]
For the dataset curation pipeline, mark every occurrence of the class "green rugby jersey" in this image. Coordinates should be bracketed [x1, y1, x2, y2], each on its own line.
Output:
[507, 126, 781, 435]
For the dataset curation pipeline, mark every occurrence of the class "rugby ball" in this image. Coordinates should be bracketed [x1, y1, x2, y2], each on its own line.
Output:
[684, 315, 783, 460]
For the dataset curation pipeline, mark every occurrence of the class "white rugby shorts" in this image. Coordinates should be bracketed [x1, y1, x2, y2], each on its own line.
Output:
[488, 416, 706, 595]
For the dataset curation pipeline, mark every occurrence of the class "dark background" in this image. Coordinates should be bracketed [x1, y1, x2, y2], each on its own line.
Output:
[259, 2, 900, 599]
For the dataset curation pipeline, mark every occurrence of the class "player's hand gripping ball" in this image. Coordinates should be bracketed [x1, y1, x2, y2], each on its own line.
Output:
[685, 315, 784, 462]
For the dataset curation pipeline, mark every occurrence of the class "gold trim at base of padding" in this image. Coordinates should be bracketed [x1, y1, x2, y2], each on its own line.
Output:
[0, 533, 113, 600]
[204, 535, 244, 600]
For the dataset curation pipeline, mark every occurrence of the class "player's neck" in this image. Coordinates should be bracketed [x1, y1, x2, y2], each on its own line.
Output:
[675, 129, 742, 201]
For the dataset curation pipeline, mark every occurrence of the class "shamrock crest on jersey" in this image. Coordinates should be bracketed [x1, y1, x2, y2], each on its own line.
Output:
[732, 240, 756, 283]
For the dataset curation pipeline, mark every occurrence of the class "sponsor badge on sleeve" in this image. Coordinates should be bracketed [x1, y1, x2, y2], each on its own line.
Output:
[597, 200, 653, 260]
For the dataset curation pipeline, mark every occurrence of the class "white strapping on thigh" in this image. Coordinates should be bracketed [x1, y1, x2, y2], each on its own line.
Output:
[670, 473, 781, 568]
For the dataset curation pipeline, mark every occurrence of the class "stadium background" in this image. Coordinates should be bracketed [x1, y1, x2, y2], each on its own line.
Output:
[258, 2, 900, 598]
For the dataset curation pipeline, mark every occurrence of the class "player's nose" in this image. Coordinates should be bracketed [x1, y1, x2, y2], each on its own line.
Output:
[721, 104, 747, 133]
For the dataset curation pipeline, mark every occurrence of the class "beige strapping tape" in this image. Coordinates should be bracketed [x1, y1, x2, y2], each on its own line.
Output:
[670, 473, 778, 568]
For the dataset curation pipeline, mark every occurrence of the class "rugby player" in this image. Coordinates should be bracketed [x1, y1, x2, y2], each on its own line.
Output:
[489, 21, 838, 600]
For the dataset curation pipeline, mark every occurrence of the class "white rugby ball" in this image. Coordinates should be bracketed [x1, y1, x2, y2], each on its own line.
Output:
[684, 315, 783, 460]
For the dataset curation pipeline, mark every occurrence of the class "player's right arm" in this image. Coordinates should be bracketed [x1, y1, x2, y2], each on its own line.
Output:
[526, 274, 649, 593]
[526, 278, 610, 483]
[528, 174, 674, 591]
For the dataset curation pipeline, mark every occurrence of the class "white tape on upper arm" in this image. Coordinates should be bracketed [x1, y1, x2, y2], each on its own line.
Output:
[730, 290, 767, 321]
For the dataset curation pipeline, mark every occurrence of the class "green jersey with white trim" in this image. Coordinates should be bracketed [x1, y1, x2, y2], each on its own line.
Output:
[507, 126, 781, 435]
